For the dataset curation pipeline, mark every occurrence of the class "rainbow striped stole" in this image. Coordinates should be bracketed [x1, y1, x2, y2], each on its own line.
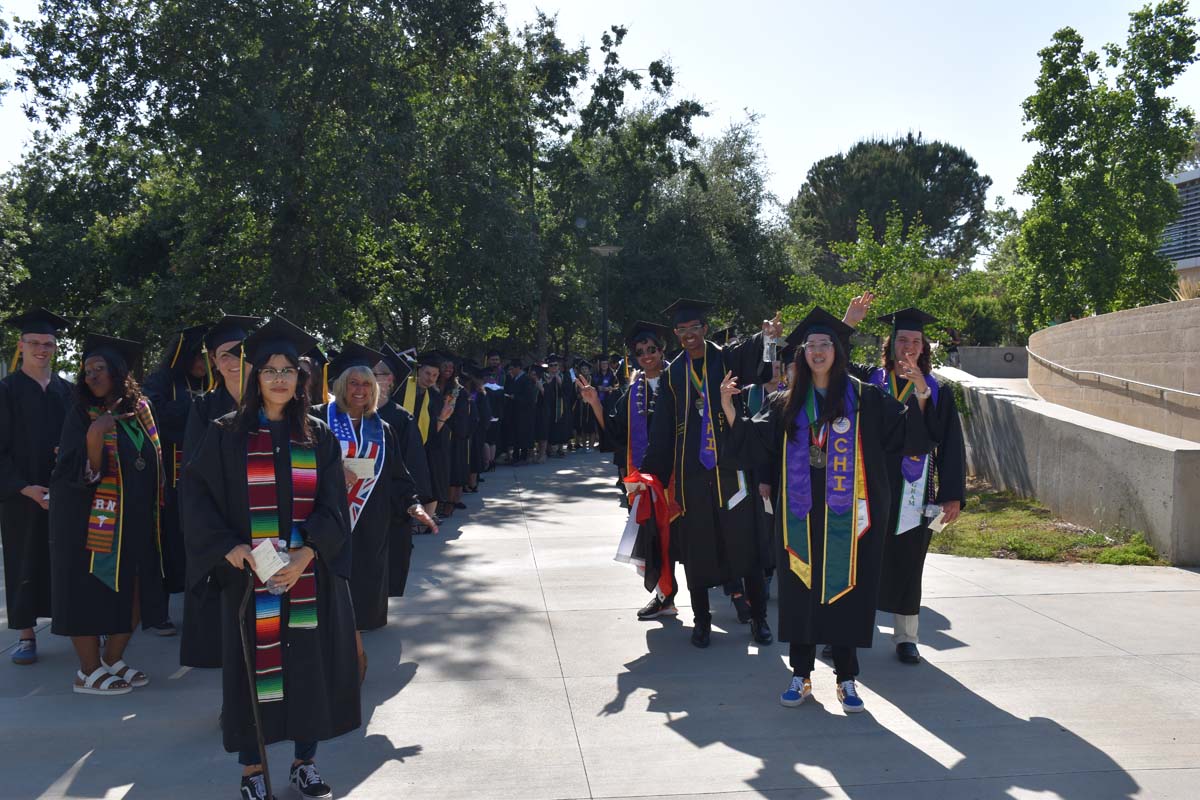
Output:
[85, 397, 163, 591]
[246, 419, 319, 704]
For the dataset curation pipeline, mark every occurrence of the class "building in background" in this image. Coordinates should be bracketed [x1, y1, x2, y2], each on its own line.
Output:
[1162, 167, 1200, 283]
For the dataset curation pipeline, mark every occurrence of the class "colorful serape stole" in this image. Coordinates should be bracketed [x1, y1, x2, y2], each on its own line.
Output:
[400, 377, 431, 443]
[246, 415, 319, 704]
[780, 381, 871, 604]
[869, 368, 939, 534]
[85, 397, 163, 591]
[326, 401, 385, 530]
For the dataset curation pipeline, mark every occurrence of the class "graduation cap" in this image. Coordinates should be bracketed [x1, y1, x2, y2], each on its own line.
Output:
[205, 315, 262, 351]
[6, 308, 70, 336]
[784, 307, 854, 357]
[506, 358, 523, 370]
[608, 353, 621, 364]
[415, 350, 445, 369]
[574, 358, 593, 371]
[877, 307, 938, 335]
[661, 298, 715, 326]
[329, 341, 385, 380]
[242, 317, 318, 367]
[163, 324, 208, 370]
[711, 326, 735, 346]
[83, 333, 145, 372]
[461, 363, 489, 381]
[624, 320, 671, 350]
[544, 353, 561, 365]
[378, 344, 413, 387]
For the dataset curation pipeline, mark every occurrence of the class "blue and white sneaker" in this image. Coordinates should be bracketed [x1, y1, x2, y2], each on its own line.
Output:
[780, 675, 812, 707]
[837, 679, 865, 713]
[12, 638, 36, 665]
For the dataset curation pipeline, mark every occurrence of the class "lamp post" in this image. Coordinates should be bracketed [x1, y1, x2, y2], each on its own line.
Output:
[589, 245, 623, 359]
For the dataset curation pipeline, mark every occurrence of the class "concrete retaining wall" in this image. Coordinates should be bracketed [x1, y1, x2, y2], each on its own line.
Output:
[1027, 299, 1200, 442]
[937, 367, 1200, 566]
[957, 346, 1028, 379]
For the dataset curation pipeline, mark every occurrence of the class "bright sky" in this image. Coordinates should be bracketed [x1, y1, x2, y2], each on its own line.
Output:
[2, 0, 1197, 214]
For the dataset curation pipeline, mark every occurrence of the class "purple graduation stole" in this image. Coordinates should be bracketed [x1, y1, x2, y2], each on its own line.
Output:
[869, 368, 939, 534]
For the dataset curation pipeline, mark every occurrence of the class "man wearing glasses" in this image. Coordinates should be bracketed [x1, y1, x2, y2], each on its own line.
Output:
[633, 299, 784, 648]
[0, 308, 73, 665]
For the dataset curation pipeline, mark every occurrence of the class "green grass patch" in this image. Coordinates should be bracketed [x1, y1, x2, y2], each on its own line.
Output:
[930, 484, 1167, 565]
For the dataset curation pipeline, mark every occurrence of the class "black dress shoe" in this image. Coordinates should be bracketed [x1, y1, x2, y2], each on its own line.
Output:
[690, 619, 711, 648]
[750, 618, 773, 645]
[730, 594, 751, 624]
[896, 642, 921, 664]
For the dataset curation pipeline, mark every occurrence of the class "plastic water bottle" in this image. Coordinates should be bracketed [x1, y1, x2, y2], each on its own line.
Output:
[923, 504, 943, 519]
[763, 335, 779, 363]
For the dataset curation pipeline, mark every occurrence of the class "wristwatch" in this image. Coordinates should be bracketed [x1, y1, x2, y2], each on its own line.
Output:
[914, 386, 932, 400]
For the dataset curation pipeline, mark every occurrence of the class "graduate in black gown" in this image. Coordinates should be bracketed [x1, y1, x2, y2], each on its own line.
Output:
[637, 299, 779, 648]
[179, 315, 262, 668]
[373, 345, 434, 542]
[505, 360, 537, 465]
[530, 363, 549, 462]
[182, 317, 358, 800]
[0, 308, 72, 665]
[141, 324, 209, 634]
[441, 357, 470, 516]
[719, 307, 931, 713]
[579, 320, 678, 619]
[540, 355, 572, 457]
[845, 301, 967, 665]
[482, 350, 505, 470]
[313, 343, 431, 637]
[571, 359, 595, 451]
[50, 334, 166, 695]
[395, 351, 452, 521]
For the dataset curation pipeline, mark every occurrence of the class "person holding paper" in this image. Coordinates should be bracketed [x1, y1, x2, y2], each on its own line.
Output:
[372, 345, 434, 532]
[182, 317, 358, 800]
[634, 299, 780, 649]
[314, 342, 433, 638]
[842, 301, 967, 665]
[49, 334, 165, 695]
[718, 308, 931, 713]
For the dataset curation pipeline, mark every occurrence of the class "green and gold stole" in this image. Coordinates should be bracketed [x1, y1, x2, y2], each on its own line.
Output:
[246, 414, 318, 704]
[780, 382, 871, 604]
[85, 397, 163, 591]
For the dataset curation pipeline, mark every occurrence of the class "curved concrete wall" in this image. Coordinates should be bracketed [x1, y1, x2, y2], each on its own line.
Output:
[1027, 299, 1200, 442]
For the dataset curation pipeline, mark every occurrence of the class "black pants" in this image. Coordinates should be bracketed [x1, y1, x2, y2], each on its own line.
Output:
[692, 570, 766, 624]
[790, 642, 859, 682]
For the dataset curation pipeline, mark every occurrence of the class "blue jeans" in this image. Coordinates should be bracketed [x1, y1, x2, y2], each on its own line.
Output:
[238, 740, 317, 766]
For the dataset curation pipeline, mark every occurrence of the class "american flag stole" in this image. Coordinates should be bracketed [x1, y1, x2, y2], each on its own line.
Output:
[246, 423, 319, 704]
[326, 402, 385, 531]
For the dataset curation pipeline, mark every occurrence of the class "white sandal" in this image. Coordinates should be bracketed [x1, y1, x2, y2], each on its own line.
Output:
[74, 667, 132, 695]
[102, 659, 149, 688]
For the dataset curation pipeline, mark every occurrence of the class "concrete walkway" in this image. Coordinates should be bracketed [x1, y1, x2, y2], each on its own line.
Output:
[4, 452, 1200, 799]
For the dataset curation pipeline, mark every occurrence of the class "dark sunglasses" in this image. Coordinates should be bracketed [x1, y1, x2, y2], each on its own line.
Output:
[634, 345, 660, 356]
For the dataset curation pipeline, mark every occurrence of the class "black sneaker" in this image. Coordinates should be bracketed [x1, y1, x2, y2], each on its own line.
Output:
[730, 594, 752, 624]
[239, 772, 270, 800]
[690, 618, 712, 648]
[636, 596, 678, 620]
[150, 620, 177, 637]
[750, 617, 774, 645]
[290, 760, 332, 799]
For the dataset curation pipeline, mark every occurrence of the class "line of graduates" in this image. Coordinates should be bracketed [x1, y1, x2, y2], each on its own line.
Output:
[581, 297, 965, 713]
[0, 309, 516, 800]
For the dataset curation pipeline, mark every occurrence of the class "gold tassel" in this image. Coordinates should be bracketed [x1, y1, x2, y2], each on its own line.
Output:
[203, 343, 214, 391]
[322, 363, 329, 401]
[9, 345, 19, 373]
[168, 333, 184, 369]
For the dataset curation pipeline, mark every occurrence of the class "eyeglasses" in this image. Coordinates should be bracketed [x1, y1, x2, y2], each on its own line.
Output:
[673, 324, 704, 336]
[803, 341, 834, 352]
[20, 338, 57, 350]
[260, 367, 298, 381]
[634, 346, 660, 356]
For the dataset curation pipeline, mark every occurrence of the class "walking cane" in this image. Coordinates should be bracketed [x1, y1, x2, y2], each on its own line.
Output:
[239, 564, 274, 800]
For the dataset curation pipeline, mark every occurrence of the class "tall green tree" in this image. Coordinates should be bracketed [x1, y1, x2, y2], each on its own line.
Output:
[787, 133, 992, 273]
[1015, 0, 1198, 331]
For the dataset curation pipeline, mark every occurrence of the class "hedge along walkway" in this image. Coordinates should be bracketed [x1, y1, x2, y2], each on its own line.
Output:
[2, 452, 1200, 799]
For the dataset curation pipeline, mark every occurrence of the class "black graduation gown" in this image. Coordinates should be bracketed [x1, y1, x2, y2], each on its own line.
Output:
[533, 380, 549, 442]
[49, 406, 166, 636]
[470, 391, 491, 473]
[395, 381, 446, 502]
[640, 334, 772, 589]
[143, 368, 205, 594]
[0, 372, 70, 629]
[377, 401, 432, 501]
[873, 374, 968, 615]
[541, 375, 572, 445]
[483, 376, 503, 446]
[723, 379, 930, 647]
[448, 383, 471, 486]
[313, 405, 421, 628]
[182, 414, 360, 753]
[178, 386, 238, 667]
[508, 372, 537, 450]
